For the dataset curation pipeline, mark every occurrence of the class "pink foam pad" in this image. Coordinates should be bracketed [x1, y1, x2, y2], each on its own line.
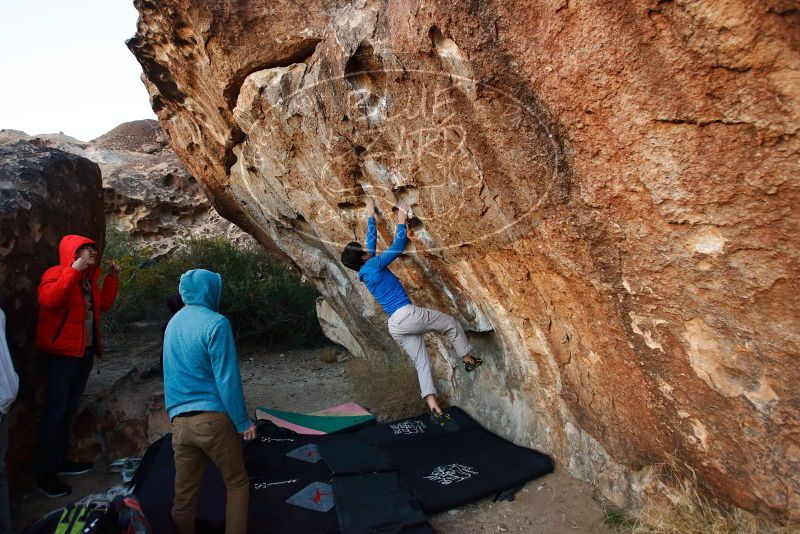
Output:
[310, 402, 371, 417]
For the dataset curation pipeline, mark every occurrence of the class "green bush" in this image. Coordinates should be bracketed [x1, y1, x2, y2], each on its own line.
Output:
[101, 227, 324, 348]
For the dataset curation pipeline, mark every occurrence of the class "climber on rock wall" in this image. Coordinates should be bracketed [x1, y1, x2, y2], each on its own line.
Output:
[341, 198, 482, 430]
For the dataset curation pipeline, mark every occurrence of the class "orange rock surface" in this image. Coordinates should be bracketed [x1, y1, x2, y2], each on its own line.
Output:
[128, 0, 799, 517]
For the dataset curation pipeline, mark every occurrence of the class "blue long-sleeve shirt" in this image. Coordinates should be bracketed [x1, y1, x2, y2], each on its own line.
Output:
[358, 217, 412, 316]
[163, 269, 250, 432]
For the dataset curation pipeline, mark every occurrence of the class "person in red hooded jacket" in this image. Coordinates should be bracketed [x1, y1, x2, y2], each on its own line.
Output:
[34, 235, 120, 497]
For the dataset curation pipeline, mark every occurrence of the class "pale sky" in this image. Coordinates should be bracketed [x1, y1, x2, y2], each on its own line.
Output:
[0, 0, 156, 141]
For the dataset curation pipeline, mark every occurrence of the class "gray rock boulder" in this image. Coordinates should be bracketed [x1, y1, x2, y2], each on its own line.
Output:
[0, 140, 104, 484]
[1, 121, 251, 255]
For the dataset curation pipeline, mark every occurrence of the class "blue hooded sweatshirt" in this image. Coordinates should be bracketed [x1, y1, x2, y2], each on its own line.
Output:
[163, 269, 250, 432]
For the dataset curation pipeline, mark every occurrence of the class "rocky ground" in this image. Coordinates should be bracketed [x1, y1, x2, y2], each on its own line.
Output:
[12, 325, 612, 533]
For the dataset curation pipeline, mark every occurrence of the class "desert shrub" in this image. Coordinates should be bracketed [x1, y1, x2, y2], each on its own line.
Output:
[100, 226, 155, 327]
[346, 356, 423, 421]
[101, 228, 323, 348]
[318, 347, 341, 364]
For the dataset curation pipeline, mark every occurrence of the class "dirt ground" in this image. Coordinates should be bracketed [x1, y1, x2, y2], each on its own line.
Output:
[12, 325, 613, 533]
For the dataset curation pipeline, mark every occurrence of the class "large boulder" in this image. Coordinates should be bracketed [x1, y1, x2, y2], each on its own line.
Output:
[95, 120, 251, 252]
[1, 122, 251, 254]
[0, 140, 105, 485]
[127, 0, 800, 519]
[72, 366, 168, 462]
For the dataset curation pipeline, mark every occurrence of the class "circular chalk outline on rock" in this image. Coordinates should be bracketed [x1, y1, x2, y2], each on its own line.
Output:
[254, 67, 565, 254]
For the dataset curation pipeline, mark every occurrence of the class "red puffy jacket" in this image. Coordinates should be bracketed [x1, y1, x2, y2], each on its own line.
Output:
[35, 235, 119, 358]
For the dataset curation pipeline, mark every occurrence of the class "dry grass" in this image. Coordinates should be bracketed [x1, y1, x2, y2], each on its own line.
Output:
[317, 347, 340, 364]
[631, 480, 793, 533]
[346, 356, 424, 421]
[611, 456, 797, 534]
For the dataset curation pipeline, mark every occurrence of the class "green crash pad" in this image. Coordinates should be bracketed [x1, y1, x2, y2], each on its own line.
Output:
[255, 406, 376, 434]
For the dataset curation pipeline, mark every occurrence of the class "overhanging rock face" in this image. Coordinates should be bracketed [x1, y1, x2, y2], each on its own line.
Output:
[128, 0, 799, 518]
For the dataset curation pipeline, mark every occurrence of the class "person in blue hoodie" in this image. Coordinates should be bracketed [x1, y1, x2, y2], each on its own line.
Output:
[163, 269, 256, 534]
[340, 200, 482, 428]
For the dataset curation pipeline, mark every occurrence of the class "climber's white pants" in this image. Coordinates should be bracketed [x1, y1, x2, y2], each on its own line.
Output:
[388, 304, 474, 398]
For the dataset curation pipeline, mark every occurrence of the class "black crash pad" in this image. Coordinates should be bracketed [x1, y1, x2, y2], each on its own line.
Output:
[332, 472, 426, 534]
[131, 407, 553, 532]
[132, 426, 340, 534]
[357, 407, 554, 514]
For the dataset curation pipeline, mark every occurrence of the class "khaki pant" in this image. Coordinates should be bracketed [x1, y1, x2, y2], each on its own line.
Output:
[388, 305, 474, 398]
[171, 412, 249, 534]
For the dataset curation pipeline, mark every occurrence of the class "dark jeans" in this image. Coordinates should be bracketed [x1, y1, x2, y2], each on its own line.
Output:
[0, 413, 10, 533]
[36, 347, 94, 478]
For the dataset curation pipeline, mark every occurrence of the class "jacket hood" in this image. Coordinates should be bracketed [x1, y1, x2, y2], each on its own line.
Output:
[178, 269, 222, 311]
[59, 235, 98, 268]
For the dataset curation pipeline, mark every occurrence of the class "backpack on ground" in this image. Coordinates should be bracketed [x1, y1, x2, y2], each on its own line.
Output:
[104, 495, 152, 534]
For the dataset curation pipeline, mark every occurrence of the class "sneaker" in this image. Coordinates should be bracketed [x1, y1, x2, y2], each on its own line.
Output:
[36, 475, 72, 498]
[430, 411, 460, 432]
[57, 460, 94, 476]
[464, 356, 483, 373]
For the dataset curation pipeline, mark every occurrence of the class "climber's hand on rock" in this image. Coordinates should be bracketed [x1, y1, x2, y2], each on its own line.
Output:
[365, 197, 375, 218]
[242, 423, 257, 441]
[396, 202, 409, 225]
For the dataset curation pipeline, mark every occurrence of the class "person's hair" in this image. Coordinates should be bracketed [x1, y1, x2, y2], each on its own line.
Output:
[166, 293, 184, 315]
[341, 241, 366, 272]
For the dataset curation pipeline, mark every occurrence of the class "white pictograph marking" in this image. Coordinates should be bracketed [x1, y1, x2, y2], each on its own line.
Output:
[390, 420, 427, 435]
[261, 436, 295, 443]
[253, 478, 299, 490]
[424, 463, 478, 485]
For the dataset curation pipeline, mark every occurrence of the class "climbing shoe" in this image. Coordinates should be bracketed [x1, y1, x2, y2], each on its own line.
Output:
[58, 460, 93, 476]
[464, 356, 483, 373]
[36, 475, 72, 498]
[430, 410, 460, 432]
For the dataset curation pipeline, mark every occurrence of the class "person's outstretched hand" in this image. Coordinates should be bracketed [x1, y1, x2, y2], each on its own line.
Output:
[396, 202, 409, 225]
[365, 197, 375, 218]
[107, 261, 121, 277]
[242, 423, 257, 441]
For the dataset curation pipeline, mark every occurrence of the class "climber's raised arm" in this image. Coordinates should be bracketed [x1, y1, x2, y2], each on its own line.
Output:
[374, 203, 409, 269]
[365, 198, 376, 258]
